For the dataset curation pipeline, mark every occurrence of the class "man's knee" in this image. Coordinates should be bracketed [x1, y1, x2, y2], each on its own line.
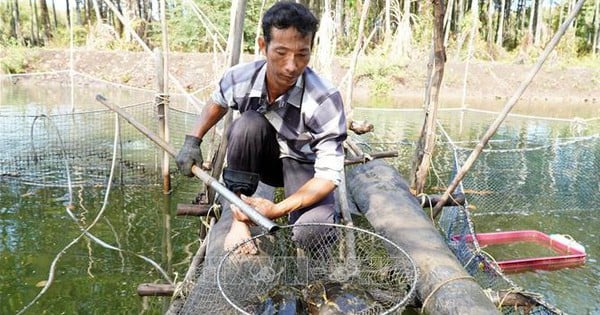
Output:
[222, 168, 260, 196]
[228, 110, 270, 140]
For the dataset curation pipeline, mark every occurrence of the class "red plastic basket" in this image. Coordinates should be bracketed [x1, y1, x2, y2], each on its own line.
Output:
[469, 230, 587, 273]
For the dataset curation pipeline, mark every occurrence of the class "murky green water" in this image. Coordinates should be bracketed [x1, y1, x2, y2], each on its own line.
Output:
[1, 81, 599, 314]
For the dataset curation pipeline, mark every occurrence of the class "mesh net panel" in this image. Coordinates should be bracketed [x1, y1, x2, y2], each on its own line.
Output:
[1, 72, 208, 187]
[1, 102, 163, 186]
[431, 121, 598, 315]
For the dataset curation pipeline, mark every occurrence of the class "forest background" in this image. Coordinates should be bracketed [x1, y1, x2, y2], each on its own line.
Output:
[0, 0, 599, 107]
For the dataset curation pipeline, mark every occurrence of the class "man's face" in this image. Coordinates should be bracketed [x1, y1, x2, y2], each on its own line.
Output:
[260, 27, 312, 92]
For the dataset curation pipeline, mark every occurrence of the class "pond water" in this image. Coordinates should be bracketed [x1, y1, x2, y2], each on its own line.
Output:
[1, 81, 598, 314]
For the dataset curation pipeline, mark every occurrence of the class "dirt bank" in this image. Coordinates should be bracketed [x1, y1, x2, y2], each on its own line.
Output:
[4, 48, 599, 116]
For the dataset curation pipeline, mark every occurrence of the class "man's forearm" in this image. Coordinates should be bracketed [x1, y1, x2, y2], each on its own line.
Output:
[274, 177, 336, 216]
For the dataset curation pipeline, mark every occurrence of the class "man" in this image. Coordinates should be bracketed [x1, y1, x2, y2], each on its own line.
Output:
[176, 1, 347, 254]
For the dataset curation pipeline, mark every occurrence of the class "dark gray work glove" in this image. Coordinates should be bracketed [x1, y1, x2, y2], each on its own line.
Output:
[176, 135, 203, 177]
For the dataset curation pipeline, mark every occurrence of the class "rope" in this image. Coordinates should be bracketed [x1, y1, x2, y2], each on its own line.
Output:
[482, 288, 500, 307]
[497, 287, 519, 309]
[420, 275, 477, 313]
[482, 286, 523, 309]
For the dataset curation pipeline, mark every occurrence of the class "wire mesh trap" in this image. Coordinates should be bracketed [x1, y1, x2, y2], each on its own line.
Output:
[216, 223, 418, 315]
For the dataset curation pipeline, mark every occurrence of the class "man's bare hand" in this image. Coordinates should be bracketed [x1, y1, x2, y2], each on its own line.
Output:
[231, 194, 278, 224]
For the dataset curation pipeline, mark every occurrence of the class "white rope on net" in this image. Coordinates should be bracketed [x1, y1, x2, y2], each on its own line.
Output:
[16, 113, 173, 315]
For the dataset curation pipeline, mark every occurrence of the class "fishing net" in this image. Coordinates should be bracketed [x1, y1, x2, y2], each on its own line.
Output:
[417, 117, 597, 315]
[0, 72, 209, 189]
[216, 223, 417, 315]
[351, 111, 599, 314]
[3, 73, 599, 314]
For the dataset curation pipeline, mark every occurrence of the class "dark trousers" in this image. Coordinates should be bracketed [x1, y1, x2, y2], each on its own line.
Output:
[226, 111, 337, 241]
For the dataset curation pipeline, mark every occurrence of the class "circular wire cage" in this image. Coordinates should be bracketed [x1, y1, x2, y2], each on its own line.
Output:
[217, 223, 418, 314]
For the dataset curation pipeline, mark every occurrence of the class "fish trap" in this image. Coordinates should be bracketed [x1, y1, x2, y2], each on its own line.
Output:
[217, 223, 418, 314]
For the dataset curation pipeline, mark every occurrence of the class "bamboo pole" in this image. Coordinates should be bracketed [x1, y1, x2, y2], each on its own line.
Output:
[154, 0, 171, 194]
[159, 0, 171, 194]
[431, 0, 587, 219]
[155, 48, 171, 193]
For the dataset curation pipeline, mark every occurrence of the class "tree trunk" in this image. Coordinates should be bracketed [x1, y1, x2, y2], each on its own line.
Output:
[10, 0, 23, 44]
[82, 0, 89, 26]
[39, 0, 52, 44]
[29, 0, 39, 46]
[496, 0, 505, 46]
[120, 0, 137, 41]
[91, 0, 102, 23]
[344, 0, 371, 108]
[457, 0, 465, 27]
[335, 0, 343, 38]
[486, 0, 494, 45]
[443, 0, 454, 46]
[411, 0, 446, 194]
[74, 0, 81, 26]
[534, 0, 543, 46]
[313, 0, 335, 79]
[594, 0, 600, 55]
[460, 0, 478, 107]
[528, 0, 536, 45]
[392, 0, 412, 59]
[51, 0, 58, 28]
[517, 0, 526, 48]
[384, 0, 391, 47]
[64, 0, 70, 29]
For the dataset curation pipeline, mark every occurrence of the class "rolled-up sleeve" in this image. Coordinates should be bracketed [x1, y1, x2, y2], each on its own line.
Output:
[308, 91, 347, 186]
[211, 73, 233, 109]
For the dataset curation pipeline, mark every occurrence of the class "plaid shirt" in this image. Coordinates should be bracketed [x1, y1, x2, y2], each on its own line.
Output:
[211, 60, 347, 185]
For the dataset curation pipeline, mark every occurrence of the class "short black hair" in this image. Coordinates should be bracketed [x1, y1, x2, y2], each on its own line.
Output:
[262, 1, 319, 47]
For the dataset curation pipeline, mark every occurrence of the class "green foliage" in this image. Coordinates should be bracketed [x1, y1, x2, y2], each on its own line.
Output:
[572, 1, 598, 55]
[0, 0, 597, 62]
[144, 0, 277, 53]
[411, 12, 433, 48]
[355, 55, 406, 97]
[47, 25, 88, 47]
[160, 1, 228, 52]
[554, 28, 580, 60]
[0, 46, 28, 74]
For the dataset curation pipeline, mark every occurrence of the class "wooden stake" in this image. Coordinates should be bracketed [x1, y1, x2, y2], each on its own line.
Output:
[137, 283, 174, 297]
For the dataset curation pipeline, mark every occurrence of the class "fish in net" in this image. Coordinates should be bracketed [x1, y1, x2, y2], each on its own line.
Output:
[217, 223, 418, 315]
